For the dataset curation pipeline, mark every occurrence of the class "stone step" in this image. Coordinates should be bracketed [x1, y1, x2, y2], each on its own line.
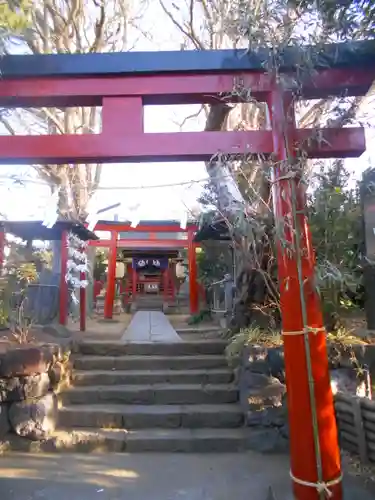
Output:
[58, 403, 244, 429]
[40, 428, 252, 453]
[136, 295, 165, 300]
[76, 340, 228, 356]
[72, 368, 234, 386]
[135, 303, 163, 310]
[60, 383, 238, 405]
[176, 327, 224, 334]
[74, 354, 227, 371]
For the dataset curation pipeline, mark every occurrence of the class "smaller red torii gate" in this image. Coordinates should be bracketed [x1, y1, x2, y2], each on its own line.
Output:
[89, 220, 200, 318]
[0, 220, 98, 333]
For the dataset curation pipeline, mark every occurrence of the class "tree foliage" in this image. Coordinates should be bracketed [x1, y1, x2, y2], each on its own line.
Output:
[159, 0, 374, 327]
[0, 0, 30, 29]
[309, 161, 363, 316]
[196, 241, 231, 286]
[0, 0, 30, 52]
[290, 0, 375, 39]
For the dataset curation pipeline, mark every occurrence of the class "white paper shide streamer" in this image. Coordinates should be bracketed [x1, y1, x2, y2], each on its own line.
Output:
[65, 232, 89, 305]
[42, 189, 60, 229]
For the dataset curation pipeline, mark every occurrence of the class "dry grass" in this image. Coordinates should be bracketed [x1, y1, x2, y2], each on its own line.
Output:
[225, 321, 372, 365]
[327, 327, 368, 346]
[226, 326, 283, 363]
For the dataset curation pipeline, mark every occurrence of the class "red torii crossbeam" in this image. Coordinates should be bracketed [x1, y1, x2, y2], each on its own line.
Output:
[0, 42, 373, 164]
[1, 40, 375, 500]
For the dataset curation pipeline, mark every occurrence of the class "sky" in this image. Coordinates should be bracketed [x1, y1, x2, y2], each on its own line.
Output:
[0, 1, 210, 223]
[0, 1, 373, 224]
[0, 104, 209, 222]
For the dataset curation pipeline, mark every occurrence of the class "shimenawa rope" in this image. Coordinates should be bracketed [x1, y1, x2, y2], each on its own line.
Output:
[290, 471, 343, 498]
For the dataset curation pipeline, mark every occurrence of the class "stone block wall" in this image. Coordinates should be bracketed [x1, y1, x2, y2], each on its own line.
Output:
[234, 346, 289, 453]
[0, 344, 71, 444]
[335, 392, 375, 463]
[234, 343, 375, 455]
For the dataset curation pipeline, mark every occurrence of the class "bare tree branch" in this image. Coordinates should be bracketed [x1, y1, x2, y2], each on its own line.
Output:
[159, 0, 205, 50]
[173, 105, 205, 130]
[2, 0, 136, 220]
[0, 115, 16, 135]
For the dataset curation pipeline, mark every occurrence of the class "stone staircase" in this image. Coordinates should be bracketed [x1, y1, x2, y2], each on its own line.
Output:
[132, 295, 185, 314]
[133, 295, 165, 311]
[55, 339, 249, 452]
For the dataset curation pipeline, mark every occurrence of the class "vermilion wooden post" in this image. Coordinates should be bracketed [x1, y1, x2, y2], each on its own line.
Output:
[170, 262, 176, 302]
[267, 88, 342, 500]
[188, 228, 198, 314]
[59, 231, 69, 326]
[163, 267, 169, 302]
[0, 227, 5, 272]
[132, 264, 137, 303]
[104, 230, 117, 319]
[80, 247, 86, 331]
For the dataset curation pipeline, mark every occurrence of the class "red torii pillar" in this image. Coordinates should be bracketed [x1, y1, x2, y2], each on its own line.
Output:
[188, 227, 199, 315]
[104, 230, 118, 319]
[59, 231, 69, 326]
[132, 263, 137, 303]
[267, 87, 342, 500]
[163, 266, 169, 302]
[80, 245, 86, 332]
[0, 227, 5, 272]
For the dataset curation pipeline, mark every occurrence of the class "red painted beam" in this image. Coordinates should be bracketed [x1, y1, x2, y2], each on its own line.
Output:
[95, 223, 197, 232]
[117, 239, 189, 249]
[0, 128, 365, 164]
[102, 97, 143, 134]
[0, 130, 269, 164]
[0, 73, 270, 107]
[297, 127, 365, 159]
[89, 240, 111, 247]
[0, 68, 373, 107]
[306, 68, 375, 99]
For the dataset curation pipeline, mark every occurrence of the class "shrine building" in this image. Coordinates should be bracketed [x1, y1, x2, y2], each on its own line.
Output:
[90, 219, 201, 318]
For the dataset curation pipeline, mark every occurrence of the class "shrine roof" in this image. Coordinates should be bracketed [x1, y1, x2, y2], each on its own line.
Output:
[0, 220, 99, 241]
[194, 219, 231, 243]
[1, 40, 374, 79]
[96, 219, 198, 230]
[120, 249, 180, 258]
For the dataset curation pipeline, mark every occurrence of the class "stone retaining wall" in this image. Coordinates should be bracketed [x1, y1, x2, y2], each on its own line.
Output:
[0, 344, 71, 444]
[335, 392, 375, 463]
[234, 342, 375, 454]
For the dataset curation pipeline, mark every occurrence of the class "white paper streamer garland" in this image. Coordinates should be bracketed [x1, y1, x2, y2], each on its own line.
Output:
[65, 232, 89, 305]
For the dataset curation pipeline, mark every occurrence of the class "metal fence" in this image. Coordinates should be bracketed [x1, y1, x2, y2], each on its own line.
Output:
[208, 275, 235, 316]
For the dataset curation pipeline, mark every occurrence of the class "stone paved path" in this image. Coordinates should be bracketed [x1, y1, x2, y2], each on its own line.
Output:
[121, 311, 182, 343]
[0, 452, 372, 500]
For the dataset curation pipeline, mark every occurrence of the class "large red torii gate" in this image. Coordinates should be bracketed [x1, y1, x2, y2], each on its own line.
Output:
[0, 40, 375, 500]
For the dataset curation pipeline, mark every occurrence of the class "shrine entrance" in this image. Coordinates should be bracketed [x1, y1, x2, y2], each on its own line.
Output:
[131, 255, 170, 296]
[0, 41, 374, 500]
[90, 219, 200, 317]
